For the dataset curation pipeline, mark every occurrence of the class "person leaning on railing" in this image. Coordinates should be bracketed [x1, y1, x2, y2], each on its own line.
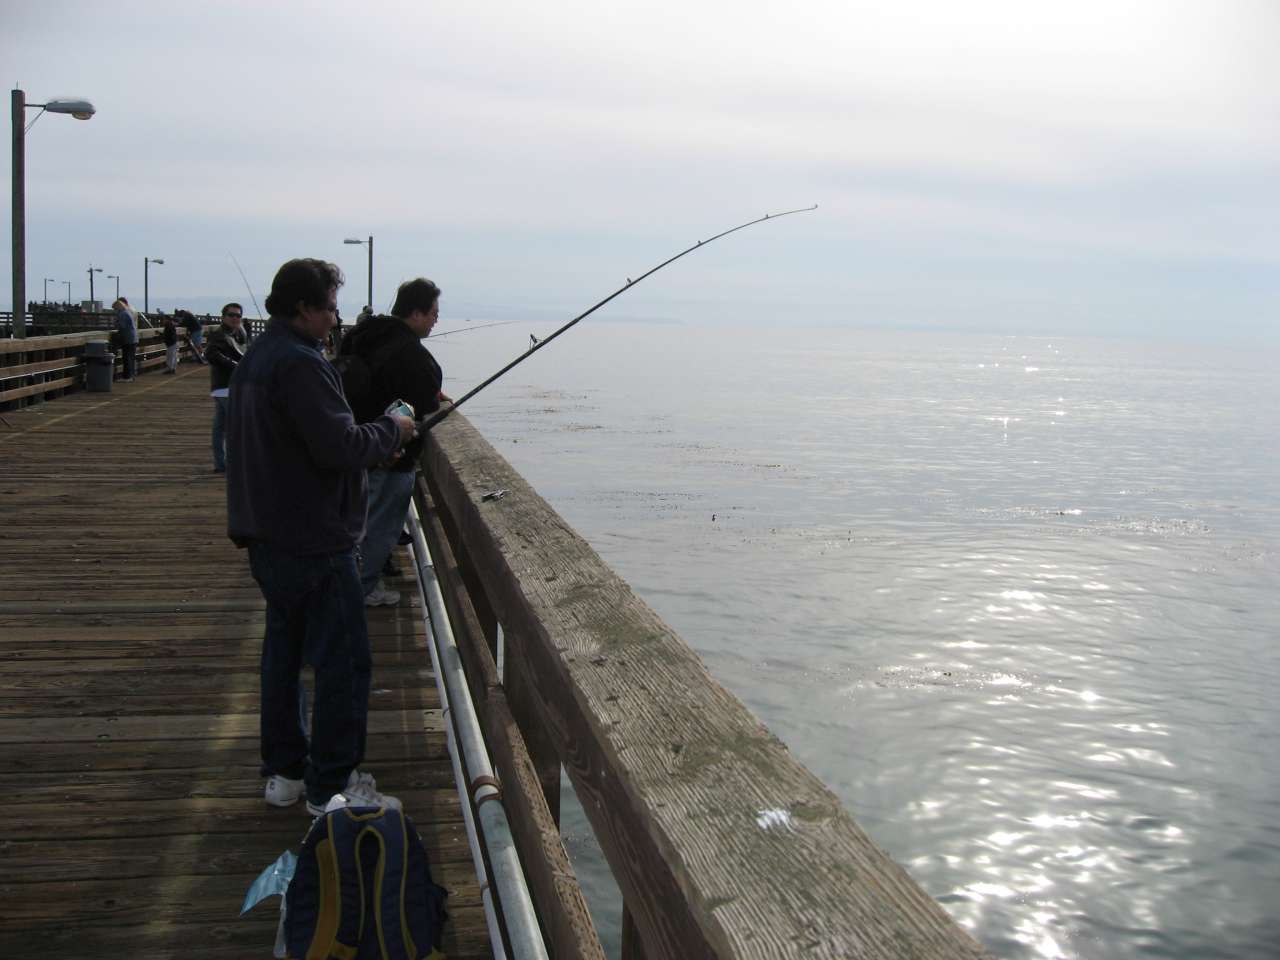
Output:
[111, 297, 139, 381]
[162, 315, 179, 374]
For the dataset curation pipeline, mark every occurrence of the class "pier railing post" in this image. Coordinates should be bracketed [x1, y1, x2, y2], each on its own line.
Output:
[503, 632, 562, 825]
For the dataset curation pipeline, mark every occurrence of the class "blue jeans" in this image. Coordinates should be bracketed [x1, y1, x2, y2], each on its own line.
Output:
[248, 542, 371, 807]
[120, 343, 137, 379]
[360, 468, 416, 595]
[212, 396, 229, 471]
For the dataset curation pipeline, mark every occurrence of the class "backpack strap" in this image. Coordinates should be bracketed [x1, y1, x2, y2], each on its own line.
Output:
[287, 812, 357, 960]
[328, 806, 419, 960]
[287, 805, 445, 960]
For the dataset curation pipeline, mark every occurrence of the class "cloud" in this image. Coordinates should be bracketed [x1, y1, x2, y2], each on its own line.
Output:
[2, 0, 1276, 338]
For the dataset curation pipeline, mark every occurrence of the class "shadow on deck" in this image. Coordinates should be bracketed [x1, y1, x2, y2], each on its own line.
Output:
[0, 368, 490, 957]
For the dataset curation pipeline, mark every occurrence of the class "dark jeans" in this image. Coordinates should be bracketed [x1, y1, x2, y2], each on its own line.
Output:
[120, 342, 137, 379]
[247, 541, 371, 807]
[212, 396, 229, 471]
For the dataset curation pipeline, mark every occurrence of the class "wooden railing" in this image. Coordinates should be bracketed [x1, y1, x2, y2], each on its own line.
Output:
[416, 412, 992, 960]
[1, 310, 221, 338]
[0, 329, 198, 407]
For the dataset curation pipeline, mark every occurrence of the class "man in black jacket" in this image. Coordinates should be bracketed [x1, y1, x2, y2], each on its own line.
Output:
[338, 278, 447, 605]
[227, 258, 416, 816]
[206, 303, 250, 473]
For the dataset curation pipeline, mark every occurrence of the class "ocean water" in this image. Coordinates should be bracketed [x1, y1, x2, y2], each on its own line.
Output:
[430, 321, 1280, 960]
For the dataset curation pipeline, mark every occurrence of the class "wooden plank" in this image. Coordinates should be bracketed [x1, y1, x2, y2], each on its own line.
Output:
[0, 731, 450, 775]
[0, 330, 103, 354]
[424, 412, 989, 960]
[0, 871, 483, 927]
[5, 792, 465, 841]
[0, 371, 494, 959]
[0, 355, 83, 379]
[0, 914, 494, 960]
[4, 830, 476, 882]
[0, 708, 444, 743]
[0, 662, 434, 694]
[12, 762, 457, 802]
[504, 630, 563, 822]
[0, 685, 439, 718]
[0, 374, 79, 402]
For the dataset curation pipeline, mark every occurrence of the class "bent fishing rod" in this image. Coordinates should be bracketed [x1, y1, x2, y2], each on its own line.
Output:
[230, 252, 267, 324]
[416, 203, 817, 434]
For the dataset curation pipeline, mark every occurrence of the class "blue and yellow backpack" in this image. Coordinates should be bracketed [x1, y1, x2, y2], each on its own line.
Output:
[284, 804, 448, 960]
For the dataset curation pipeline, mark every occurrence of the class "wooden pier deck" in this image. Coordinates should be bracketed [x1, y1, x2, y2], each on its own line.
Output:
[0, 368, 490, 957]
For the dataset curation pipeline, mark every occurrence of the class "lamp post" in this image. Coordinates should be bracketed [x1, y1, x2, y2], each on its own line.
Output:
[62, 280, 71, 304]
[106, 273, 120, 301]
[11, 88, 95, 338]
[144, 256, 164, 313]
[87, 264, 102, 308]
[43, 277, 56, 303]
[343, 235, 373, 310]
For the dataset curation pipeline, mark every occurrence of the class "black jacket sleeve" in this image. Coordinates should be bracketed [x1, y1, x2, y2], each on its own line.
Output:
[206, 329, 240, 372]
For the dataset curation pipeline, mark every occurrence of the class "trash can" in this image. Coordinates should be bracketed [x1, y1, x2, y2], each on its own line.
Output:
[84, 340, 114, 393]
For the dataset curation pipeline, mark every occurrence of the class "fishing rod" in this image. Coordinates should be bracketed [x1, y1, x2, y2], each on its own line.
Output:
[416, 203, 817, 433]
[229, 253, 266, 323]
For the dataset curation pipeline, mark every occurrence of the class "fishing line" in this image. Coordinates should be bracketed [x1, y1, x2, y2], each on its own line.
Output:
[428, 319, 525, 340]
[416, 203, 817, 433]
[229, 253, 266, 322]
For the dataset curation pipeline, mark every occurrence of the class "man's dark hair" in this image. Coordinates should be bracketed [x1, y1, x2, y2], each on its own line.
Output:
[264, 259, 344, 318]
[390, 278, 441, 319]
[221, 302, 243, 318]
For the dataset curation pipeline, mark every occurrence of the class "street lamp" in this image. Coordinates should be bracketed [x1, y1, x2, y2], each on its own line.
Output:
[87, 264, 102, 307]
[43, 278, 56, 303]
[343, 235, 373, 311]
[62, 280, 71, 304]
[144, 256, 164, 313]
[11, 89, 96, 338]
[106, 273, 120, 301]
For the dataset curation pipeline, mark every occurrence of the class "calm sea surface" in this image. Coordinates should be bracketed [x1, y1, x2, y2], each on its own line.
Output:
[431, 321, 1280, 960]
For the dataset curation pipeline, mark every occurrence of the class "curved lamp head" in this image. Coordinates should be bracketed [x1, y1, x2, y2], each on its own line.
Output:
[149, 258, 165, 265]
[343, 238, 366, 245]
[45, 98, 96, 120]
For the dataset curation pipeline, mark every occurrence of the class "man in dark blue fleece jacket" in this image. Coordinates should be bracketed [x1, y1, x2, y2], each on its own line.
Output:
[226, 257, 416, 816]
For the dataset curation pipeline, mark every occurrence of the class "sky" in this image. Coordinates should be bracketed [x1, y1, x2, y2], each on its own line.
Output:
[2, 0, 1277, 341]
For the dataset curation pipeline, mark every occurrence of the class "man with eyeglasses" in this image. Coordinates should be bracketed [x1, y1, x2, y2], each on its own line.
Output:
[206, 302, 251, 473]
[226, 258, 416, 816]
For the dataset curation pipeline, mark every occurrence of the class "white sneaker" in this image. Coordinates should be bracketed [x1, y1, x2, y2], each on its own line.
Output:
[306, 769, 402, 817]
[363, 581, 400, 607]
[264, 774, 304, 808]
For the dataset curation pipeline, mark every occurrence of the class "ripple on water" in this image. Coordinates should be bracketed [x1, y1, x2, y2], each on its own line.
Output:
[461, 326, 1280, 960]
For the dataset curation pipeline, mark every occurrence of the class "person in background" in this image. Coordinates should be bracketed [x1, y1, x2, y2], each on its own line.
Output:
[338, 278, 449, 606]
[326, 307, 344, 357]
[205, 302, 251, 473]
[226, 257, 415, 816]
[178, 309, 207, 364]
[112, 297, 139, 381]
[162, 314, 179, 373]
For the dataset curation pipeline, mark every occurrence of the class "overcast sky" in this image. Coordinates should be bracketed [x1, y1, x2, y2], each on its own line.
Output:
[3, 0, 1276, 340]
